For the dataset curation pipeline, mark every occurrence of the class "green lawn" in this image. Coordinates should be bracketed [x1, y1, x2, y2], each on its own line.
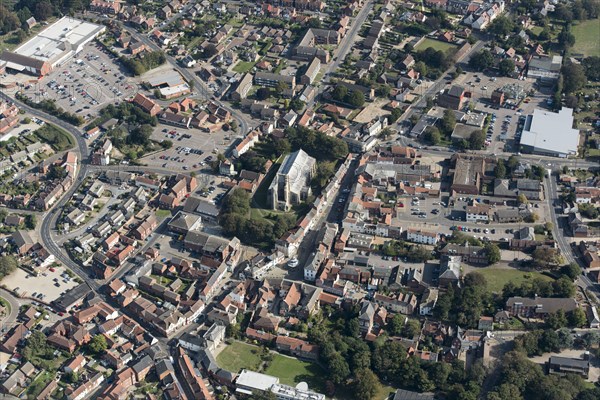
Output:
[264, 354, 327, 393]
[216, 341, 262, 372]
[233, 61, 256, 73]
[529, 26, 544, 36]
[415, 38, 458, 53]
[477, 268, 554, 293]
[572, 18, 600, 57]
[217, 342, 326, 393]
[155, 209, 172, 219]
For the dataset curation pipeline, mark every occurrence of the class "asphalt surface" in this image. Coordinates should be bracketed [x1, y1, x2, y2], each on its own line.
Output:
[307, 0, 375, 108]
[0, 288, 21, 331]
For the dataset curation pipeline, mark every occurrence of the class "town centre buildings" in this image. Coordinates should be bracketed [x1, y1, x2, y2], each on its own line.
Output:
[0, 17, 105, 77]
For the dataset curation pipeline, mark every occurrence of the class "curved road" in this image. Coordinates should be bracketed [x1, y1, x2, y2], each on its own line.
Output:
[0, 91, 100, 291]
[0, 288, 21, 330]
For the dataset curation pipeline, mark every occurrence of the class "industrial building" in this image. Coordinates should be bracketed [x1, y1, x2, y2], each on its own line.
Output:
[0, 17, 105, 77]
[520, 108, 579, 158]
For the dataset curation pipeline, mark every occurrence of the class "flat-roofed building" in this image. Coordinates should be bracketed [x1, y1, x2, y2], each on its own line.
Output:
[254, 71, 296, 90]
[0, 17, 105, 76]
[520, 108, 579, 158]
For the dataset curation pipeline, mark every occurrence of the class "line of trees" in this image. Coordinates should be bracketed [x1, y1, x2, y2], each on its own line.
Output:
[119, 51, 166, 76]
[16, 93, 84, 126]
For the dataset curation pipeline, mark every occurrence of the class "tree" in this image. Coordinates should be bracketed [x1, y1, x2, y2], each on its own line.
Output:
[488, 383, 523, 400]
[353, 368, 379, 400]
[546, 310, 568, 330]
[48, 165, 67, 180]
[567, 308, 587, 328]
[422, 126, 441, 145]
[256, 87, 271, 100]
[328, 353, 350, 384]
[332, 85, 348, 102]
[555, 3, 574, 22]
[557, 328, 574, 349]
[388, 107, 402, 123]
[306, 18, 322, 28]
[65, 371, 79, 383]
[88, 334, 108, 354]
[23, 214, 36, 230]
[22, 330, 52, 364]
[345, 318, 360, 337]
[531, 247, 563, 269]
[488, 16, 514, 38]
[557, 27, 576, 50]
[468, 49, 494, 71]
[562, 62, 587, 93]
[347, 90, 365, 108]
[441, 108, 456, 135]
[494, 159, 506, 178]
[128, 124, 153, 146]
[388, 314, 404, 336]
[402, 319, 421, 338]
[517, 194, 528, 205]
[290, 99, 305, 113]
[484, 243, 501, 264]
[413, 61, 428, 76]
[499, 59, 515, 76]
[469, 130, 486, 150]
[580, 204, 600, 219]
[560, 263, 581, 280]
[552, 276, 576, 297]
[582, 56, 600, 81]
[0, 255, 18, 279]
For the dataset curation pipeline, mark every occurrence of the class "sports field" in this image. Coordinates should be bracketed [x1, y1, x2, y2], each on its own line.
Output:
[572, 18, 600, 57]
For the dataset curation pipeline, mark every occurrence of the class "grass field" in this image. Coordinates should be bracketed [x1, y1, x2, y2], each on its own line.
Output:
[415, 38, 458, 53]
[217, 342, 326, 392]
[233, 61, 256, 73]
[216, 341, 263, 372]
[264, 354, 327, 392]
[477, 268, 554, 293]
[572, 18, 600, 57]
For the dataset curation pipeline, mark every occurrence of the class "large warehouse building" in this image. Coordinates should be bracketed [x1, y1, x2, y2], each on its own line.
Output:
[520, 107, 580, 158]
[0, 17, 105, 77]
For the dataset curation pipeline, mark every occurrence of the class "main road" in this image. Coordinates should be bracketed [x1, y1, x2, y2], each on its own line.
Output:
[545, 168, 599, 298]
[0, 88, 102, 291]
[307, 0, 375, 108]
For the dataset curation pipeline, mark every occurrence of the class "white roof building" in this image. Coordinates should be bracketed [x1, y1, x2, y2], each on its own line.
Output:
[235, 370, 279, 395]
[0, 17, 105, 75]
[520, 108, 579, 158]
